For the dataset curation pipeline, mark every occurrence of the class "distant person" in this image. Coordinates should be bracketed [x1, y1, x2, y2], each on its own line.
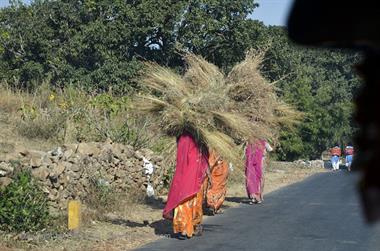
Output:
[206, 150, 229, 215]
[163, 133, 209, 240]
[345, 144, 354, 171]
[245, 139, 273, 204]
[330, 145, 341, 171]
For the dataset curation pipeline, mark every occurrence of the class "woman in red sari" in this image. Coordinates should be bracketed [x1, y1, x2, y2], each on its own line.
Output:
[163, 133, 209, 239]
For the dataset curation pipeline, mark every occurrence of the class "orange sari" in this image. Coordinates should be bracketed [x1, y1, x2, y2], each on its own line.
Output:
[173, 179, 207, 237]
[206, 151, 229, 212]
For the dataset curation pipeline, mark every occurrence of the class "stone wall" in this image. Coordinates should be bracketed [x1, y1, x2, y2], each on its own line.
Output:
[0, 141, 168, 210]
[292, 159, 325, 168]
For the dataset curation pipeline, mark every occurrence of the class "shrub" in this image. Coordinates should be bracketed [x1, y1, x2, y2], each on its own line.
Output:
[83, 176, 145, 220]
[0, 170, 50, 232]
[111, 119, 151, 150]
[162, 165, 175, 189]
[86, 178, 116, 213]
[16, 111, 68, 141]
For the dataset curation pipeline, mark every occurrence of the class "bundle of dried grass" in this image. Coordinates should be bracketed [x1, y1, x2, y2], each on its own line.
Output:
[227, 49, 304, 145]
[134, 55, 257, 167]
[134, 51, 302, 168]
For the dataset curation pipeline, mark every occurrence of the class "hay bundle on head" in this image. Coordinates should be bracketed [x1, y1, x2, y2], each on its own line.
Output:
[135, 51, 303, 168]
[134, 54, 258, 167]
[227, 49, 303, 145]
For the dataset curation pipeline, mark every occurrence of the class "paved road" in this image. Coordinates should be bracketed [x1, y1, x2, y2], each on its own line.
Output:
[136, 171, 380, 251]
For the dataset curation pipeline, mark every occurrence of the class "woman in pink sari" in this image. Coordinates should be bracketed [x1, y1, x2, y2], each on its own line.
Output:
[163, 132, 209, 239]
[245, 139, 273, 204]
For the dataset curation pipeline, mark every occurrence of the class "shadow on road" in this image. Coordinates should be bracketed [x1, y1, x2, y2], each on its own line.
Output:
[106, 218, 150, 228]
[103, 198, 227, 240]
[202, 224, 224, 233]
[148, 220, 223, 237]
[105, 216, 173, 237]
[225, 197, 250, 204]
[105, 216, 174, 237]
[149, 219, 173, 236]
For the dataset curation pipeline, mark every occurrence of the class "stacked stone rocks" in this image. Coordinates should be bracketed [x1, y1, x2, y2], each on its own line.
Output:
[0, 141, 167, 210]
[292, 159, 325, 168]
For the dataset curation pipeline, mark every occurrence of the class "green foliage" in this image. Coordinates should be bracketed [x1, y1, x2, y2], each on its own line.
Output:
[18, 103, 39, 120]
[0, 0, 260, 92]
[89, 94, 129, 119]
[176, 1, 260, 71]
[262, 27, 360, 160]
[0, 170, 50, 232]
[0, 1, 360, 161]
[111, 119, 151, 149]
[77, 94, 151, 149]
[0, 0, 145, 92]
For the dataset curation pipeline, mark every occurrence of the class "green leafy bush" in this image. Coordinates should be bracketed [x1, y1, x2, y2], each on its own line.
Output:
[89, 94, 130, 118]
[0, 170, 50, 232]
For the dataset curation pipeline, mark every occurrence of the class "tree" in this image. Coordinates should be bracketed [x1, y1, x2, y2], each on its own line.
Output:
[177, 1, 260, 71]
[0, 1, 360, 161]
[262, 26, 360, 160]
[0, 0, 261, 91]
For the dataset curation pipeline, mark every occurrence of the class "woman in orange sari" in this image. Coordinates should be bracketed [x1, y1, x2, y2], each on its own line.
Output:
[163, 133, 209, 240]
[206, 150, 229, 215]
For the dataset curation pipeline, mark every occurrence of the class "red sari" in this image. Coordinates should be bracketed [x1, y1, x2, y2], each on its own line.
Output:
[163, 133, 208, 237]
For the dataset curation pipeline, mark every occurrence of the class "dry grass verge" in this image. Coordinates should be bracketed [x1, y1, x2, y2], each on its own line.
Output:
[0, 85, 156, 162]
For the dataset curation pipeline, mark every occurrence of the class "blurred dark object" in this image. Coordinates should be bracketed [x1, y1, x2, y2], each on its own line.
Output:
[287, 1, 380, 48]
[287, 0, 380, 223]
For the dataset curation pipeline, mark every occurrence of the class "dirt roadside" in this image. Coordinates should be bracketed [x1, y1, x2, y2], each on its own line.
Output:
[0, 162, 326, 251]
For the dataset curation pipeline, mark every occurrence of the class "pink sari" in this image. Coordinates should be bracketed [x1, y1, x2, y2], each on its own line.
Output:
[163, 133, 208, 219]
[245, 140, 266, 200]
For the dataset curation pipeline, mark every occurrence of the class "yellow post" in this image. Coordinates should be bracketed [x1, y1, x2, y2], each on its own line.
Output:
[68, 200, 81, 231]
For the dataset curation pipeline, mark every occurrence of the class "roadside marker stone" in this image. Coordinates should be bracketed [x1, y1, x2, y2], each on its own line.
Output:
[68, 200, 81, 230]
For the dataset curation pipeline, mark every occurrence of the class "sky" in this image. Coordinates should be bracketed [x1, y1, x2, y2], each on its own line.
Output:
[0, 0, 293, 26]
[250, 0, 293, 26]
[0, 0, 31, 7]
